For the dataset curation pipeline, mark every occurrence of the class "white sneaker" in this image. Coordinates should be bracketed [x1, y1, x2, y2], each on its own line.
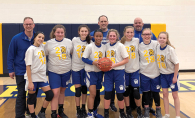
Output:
[162, 114, 170, 118]
[25, 114, 31, 118]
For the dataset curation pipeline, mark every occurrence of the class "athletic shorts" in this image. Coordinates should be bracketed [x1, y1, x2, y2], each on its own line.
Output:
[25, 81, 49, 91]
[140, 73, 161, 92]
[125, 70, 140, 87]
[48, 71, 71, 89]
[104, 69, 125, 93]
[72, 69, 86, 86]
[161, 73, 180, 92]
[85, 71, 103, 90]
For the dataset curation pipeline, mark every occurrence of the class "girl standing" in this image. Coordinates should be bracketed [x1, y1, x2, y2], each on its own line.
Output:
[45, 25, 73, 118]
[157, 32, 180, 118]
[104, 29, 129, 118]
[25, 31, 54, 118]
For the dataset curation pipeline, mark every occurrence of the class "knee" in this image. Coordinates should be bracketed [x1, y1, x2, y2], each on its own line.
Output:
[45, 90, 54, 101]
[117, 93, 124, 101]
[75, 87, 82, 97]
[81, 86, 87, 94]
[163, 92, 168, 98]
[133, 87, 140, 99]
[123, 86, 130, 97]
[60, 88, 66, 94]
[104, 91, 112, 100]
[28, 92, 37, 105]
[172, 92, 179, 100]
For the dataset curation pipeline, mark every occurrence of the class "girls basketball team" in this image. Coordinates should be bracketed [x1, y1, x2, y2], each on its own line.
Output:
[25, 23, 180, 118]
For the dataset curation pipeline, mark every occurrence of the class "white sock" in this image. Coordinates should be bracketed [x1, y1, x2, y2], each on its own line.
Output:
[165, 114, 170, 117]
[176, 116, 180, 118]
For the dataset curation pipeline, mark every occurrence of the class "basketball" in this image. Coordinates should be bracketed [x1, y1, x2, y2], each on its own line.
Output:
[98, 57, 112, 72]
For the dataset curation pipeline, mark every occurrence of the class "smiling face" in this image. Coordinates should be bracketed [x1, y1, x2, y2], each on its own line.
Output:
[158, 33, 167, 47]
[23, 18, 35, 32]
[108, 32, 117, 44]
[124, 28, 134, 41]
[98, 16, 109, 31]
[94, 31, 103, 46]
[78, 27, 89, 40]
[34, 33, 45, 46]
[133, 18, 144, 31]
[142, 29, 152, 44]
[54, 28, 65, 41]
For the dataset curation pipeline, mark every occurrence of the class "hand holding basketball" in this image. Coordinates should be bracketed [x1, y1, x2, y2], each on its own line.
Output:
[98, 57, 112, 72]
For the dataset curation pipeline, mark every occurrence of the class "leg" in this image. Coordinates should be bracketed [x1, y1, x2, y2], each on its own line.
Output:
[81, 85, 88, 117]
[74, 84, 81, 107]
[51, 88, 60, 110]
[152, 91, 162, 118]
[88, 85, 96, 110]
[162, 88, 169, 114]
[142, 92, 150, 118]
[27, 90, 37, 118]
[172, 91, 180, 117]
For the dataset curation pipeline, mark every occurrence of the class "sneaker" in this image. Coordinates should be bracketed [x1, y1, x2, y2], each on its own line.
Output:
[119, 111, 127, 118]
[144, 107, 150, 118]
[126, 109, 133, 118]
[58, 109, 68, 118]
[51, 113, 57, 118]
[156, 108, 162, 118]
[136, 107, 143, 118]
[87, 112, 95, 118]
[37, 112, 46, 118]
[25, 114, 31, 118]
[110, 103, 117, 112]
[81, 108, 87, 118]
[104, 111, 109, 118]
[149, 107, 155, 114]
[76, 109, 83, 118]
[93, 109, 104, 118]
[162, 114, 170, 118]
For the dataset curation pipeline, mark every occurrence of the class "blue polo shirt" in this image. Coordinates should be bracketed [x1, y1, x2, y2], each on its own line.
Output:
[7, 31, 35, 75]
[134, 28, 157, 43]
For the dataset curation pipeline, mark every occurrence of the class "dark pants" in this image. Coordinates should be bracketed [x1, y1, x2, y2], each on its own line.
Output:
[110, 88, 115, 104]
[15, 75, 38, 118]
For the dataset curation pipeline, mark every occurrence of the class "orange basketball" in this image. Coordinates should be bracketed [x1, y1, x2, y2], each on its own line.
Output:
[98, 57, 112, 72]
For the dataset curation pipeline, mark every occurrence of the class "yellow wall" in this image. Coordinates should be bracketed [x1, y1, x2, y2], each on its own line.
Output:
[0, 23, 3, 74]
[151, 24, 166, 38]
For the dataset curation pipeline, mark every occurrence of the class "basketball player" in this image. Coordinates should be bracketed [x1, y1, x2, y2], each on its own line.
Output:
[157, 32, 180, 118]
[44, 25, 73, 118]
[104, 29, 129, 118]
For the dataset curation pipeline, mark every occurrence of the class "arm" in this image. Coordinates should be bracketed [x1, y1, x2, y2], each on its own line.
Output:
[112, 57, 129, 69]
[26, 65, 34, 91]
[82, 57, 93, 65]
[172, 63, 179, 84]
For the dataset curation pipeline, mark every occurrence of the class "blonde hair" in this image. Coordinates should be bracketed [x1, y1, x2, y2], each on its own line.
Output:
[106, 29, 120, 42]
[120, 26, 134, 44]
[158, 32, 175, 49]
[142, 28, 152, 35]
[50, 25, 66, 39]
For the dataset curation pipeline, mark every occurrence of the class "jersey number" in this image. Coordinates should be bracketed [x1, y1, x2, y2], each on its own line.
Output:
[55, 47, 66, 60]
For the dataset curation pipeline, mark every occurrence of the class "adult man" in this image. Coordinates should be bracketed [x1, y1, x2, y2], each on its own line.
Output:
[132, 17, 156, 114]
[7, 17, 36, 118]
[90, 15, 117, 114]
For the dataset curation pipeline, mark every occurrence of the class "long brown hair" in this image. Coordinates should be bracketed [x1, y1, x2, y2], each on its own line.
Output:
[120, 26, 134, 44]
[158, 32, 175, 49]
[50, 25, 66, 39]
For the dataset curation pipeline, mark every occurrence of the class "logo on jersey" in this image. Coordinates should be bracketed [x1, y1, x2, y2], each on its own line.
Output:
[98, 51, 103, 59]
[82, 46, 86, 53]
[111, 50, 115, 57]
[156, 85, 161, 89]
[41, 50, 45, 57]
[134, 79, 138, 84]
[130, 45, 135, 52]
[148, 49, 154, 56]
[119, 85, 124, 90]
[160, 55, 165, 62]
[61, 46, 66, 54]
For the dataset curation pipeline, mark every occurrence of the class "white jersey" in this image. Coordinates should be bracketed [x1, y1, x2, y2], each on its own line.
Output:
[123, 38, 140, 73]
[24, 44, 47, 82]
[139, 40, 160, 79]
[72, 37, 90, 71]
[45, 38, 73, 74]
[106, 42, 129, 70]
[156, 45, 179, 74]
[82, 42, 106, 72]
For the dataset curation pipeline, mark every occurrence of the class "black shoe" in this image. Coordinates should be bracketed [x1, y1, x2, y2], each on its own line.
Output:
[81, 107, 87, 118]
[119, 111, 127, 118]
[149, 107, 155, 114]
[58, 109, 68, 118]
[110, 104, 117, 112]
[51, 113, 57, 118]
[136, 107, 143, 118]
[126, 109, 133, 118]
[104, 111, 109, 118]
[76, 109, 83, 118]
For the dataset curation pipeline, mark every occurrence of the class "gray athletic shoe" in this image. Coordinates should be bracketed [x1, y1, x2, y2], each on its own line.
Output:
[144, 107, 150, 118]
[25, 114, 31, 118]
[37, 112, 46, 118]
[156, 108, 162, 118]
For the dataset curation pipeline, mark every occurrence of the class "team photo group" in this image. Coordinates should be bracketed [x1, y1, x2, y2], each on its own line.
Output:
[7, 15, 180, 118]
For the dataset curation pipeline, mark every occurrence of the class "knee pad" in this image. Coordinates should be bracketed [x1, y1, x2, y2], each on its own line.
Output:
[104, 91, 112, 100]
[45, 90, 54, 101]
[28, 92, 37, 105]
[81, 85, 87, 94]
[142, 92, 150, 105]
[116, 93, 124, 101]
[75, 87, 82, 97]
[123, 86, 130, 97]
[133, 87, 140, 99]
[152, 92, 160, 106]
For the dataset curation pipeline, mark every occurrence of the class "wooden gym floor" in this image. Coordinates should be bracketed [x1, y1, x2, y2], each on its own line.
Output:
[0, 72, 194, 118]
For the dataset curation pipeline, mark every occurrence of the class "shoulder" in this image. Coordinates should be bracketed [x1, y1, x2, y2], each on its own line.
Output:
[132, 37, 139, 42]
[46, 38, 55, 43]
[64, 38, 72, 42]
[12, 32, 24, 40]
[90, 31, 95, 36]
[72, 37, 79, 42]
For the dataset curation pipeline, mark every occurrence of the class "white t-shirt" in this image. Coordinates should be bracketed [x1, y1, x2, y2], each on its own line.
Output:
[82, 42, 106, 72]
[139, 40, 160, 79]
[123, 38, 140, 73]
[72, 37, 90, 71]
[156, 45, 179, 74]
[24, 44, 47, 82]
[106, 41, 129, 70]
[44, 38, 73, 74]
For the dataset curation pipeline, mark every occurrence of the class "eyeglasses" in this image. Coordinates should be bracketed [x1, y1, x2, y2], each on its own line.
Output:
[24, 23, 34, 26]
[142, 34, 151, 36]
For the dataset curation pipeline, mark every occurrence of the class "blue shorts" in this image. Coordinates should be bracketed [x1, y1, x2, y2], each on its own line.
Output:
[25, 81, 49, 91]
[161, 73, 180, 92]
[125, 70, 140, 87]
[104, 70, 125, 93]
[48, 71, 71, 89]
[72, 69, 86, 86]
[140, 74, 161, 92]
[85, 71, 103, 90]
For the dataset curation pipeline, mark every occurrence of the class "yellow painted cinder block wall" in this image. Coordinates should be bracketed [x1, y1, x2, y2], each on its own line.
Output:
[151, 24, 166, 38]
[0, 23, 3, 74]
